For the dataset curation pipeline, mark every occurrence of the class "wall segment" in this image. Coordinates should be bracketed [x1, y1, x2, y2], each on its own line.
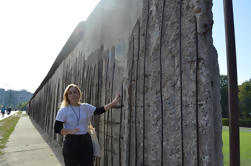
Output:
[28, 0, 223, 165]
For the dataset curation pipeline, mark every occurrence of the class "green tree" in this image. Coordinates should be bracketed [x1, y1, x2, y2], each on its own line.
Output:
[17, 102, 28, 111]
[220, 75, 229, 118]
[239, 79, 251, 118]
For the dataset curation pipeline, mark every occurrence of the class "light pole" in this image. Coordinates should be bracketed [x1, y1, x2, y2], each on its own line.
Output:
[223, 0, 240, 165]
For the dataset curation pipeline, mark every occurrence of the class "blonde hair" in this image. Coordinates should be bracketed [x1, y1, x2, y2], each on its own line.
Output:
[60, 84, 82, 108]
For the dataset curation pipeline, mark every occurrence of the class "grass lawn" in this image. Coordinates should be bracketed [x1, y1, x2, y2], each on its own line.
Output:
[0, 112, 22, 155]
[222, 126, 251, 166]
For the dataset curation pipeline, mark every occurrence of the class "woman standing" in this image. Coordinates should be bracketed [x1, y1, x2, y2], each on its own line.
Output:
[54, 83, 120, 166]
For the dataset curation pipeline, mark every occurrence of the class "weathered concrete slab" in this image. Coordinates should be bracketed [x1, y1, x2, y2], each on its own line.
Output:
[28, 0, 223, 165]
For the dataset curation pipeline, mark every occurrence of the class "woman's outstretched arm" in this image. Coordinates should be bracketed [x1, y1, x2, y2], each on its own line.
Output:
[104, 94, 120, 111]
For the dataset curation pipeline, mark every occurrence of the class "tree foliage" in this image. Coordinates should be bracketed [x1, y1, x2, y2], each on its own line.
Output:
[220, 75, 251, 118]
[220, 75, 229, 118]
[239, 79, 251, 118]
[17, 102, 28, 111]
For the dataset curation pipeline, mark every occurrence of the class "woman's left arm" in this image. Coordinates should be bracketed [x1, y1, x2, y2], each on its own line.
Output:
[93, 94, 121, 115]
[104, 94, 120, 111]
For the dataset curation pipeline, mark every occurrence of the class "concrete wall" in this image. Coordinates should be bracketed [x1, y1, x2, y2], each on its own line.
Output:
[28, 0, 223, 165]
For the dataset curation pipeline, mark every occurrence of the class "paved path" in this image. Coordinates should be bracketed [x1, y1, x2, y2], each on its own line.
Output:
[0, 112, 64, 166]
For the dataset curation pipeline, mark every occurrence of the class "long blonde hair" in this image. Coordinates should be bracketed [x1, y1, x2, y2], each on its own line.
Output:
[60, 84, 82, 108]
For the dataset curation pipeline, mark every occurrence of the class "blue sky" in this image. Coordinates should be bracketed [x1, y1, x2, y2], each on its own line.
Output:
[212, 0, 251, 84]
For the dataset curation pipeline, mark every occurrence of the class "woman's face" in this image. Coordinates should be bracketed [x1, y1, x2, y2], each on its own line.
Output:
[67, 87, 80, 105]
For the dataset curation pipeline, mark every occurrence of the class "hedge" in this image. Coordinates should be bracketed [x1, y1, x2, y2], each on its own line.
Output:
[222, 118, 251, 127]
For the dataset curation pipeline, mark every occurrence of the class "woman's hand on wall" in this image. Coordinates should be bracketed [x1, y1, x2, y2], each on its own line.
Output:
[111, 94, 120, 106]
[104, 94, 122, 111]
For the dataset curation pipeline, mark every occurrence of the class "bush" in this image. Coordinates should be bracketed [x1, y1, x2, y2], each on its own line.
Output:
[222, 118, 251, 127]
[239, 118, 251, 127]
[222, 118, 229, 126]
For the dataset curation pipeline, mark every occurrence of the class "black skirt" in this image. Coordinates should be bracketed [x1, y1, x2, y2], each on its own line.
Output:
[63, 133, 93, 166]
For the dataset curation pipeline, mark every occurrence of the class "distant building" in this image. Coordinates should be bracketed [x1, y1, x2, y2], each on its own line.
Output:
[16, 90, 33, 105]
[0, 88, 5, 105]
[0, 89, 33, 108]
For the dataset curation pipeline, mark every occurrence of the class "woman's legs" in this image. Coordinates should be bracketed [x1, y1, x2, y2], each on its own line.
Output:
[63, 134, 93, 166]
[63, 153, 78, 166]
[63, 135, 79, 166]
[79, 134, 93, 166]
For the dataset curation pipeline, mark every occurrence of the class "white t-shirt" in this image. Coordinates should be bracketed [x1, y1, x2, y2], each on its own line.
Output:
[56, 103, 96, 135]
